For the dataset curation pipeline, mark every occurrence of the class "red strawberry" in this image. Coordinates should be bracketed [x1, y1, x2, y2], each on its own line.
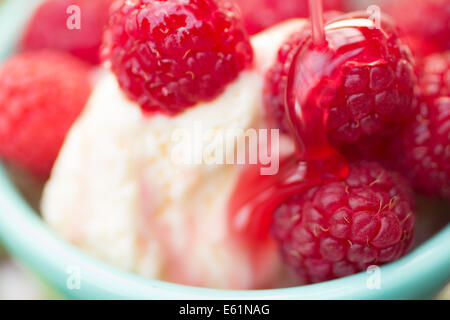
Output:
[0, 51, 92, 178]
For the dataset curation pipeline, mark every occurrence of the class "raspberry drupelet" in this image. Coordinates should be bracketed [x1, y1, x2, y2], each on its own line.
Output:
[264, 13, 417, 148]
[271, 161, 415, 284]
[102, 0, 253, 115]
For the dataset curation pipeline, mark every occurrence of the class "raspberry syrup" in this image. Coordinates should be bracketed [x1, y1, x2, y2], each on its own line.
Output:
[228, 0, 351, 246]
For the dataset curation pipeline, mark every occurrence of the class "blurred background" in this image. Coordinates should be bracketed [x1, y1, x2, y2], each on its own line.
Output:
[0, 243, 64, 299]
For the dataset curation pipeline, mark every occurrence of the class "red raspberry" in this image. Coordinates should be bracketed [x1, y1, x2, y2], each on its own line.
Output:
[383, 0, 450, 57]
[21, 0, 115, 64]
[0, 51, 92, 178]
[272, 161, 415, 284]
[235, 0, 346, 35]
[265, 13, 417, 147]
[102, 0, 253, 115]
[392, 52, 450, 198]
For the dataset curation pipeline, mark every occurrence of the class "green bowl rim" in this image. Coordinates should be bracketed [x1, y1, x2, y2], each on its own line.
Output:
[1, 167, 449, 299]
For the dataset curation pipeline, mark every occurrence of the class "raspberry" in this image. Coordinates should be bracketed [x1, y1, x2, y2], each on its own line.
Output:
[266, 13, 417, 148]
[102, 0, 253, 115]
[21, 0, 115, 64]
[391, 52, 450, 198]
[0, 51, 92, 178]
[383, 0, 450, 56]
[234, 0, 346, 35]
[272, 161, 415, 284]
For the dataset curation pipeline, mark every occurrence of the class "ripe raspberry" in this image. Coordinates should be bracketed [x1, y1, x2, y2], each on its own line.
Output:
[235, 0, 346, 35]
[272, 161, 415, 284]
[102, 0, 253, 115]
[383, 0, 450, 56]
[0, 51, 92, 178]
[391, 52, 450, 198]
[21, 0, 115, 64]
[265, 13, 417, 148]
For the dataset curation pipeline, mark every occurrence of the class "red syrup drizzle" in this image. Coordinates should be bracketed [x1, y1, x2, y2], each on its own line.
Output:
[228, 154, 348, 247]
[228, 2, 400, 247]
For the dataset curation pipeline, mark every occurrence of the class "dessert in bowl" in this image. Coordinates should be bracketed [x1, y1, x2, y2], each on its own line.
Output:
[0, 0, 449, 298]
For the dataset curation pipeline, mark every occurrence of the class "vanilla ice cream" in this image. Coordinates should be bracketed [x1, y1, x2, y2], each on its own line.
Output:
[41, 20, 305, 289]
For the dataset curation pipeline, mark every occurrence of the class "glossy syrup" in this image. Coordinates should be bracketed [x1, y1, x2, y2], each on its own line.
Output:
[226, 2, 380, 246]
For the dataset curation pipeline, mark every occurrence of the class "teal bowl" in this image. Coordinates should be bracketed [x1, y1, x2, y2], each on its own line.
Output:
[0, 0, 449, 300]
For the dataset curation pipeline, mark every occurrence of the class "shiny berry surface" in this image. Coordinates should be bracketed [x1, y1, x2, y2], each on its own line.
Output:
[272, 161, 415, 284]
[264, 28, 309, 133]
[263, 11, 343, 133]
[270, 14, 416, 155]
[102, 0, 253, 115]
